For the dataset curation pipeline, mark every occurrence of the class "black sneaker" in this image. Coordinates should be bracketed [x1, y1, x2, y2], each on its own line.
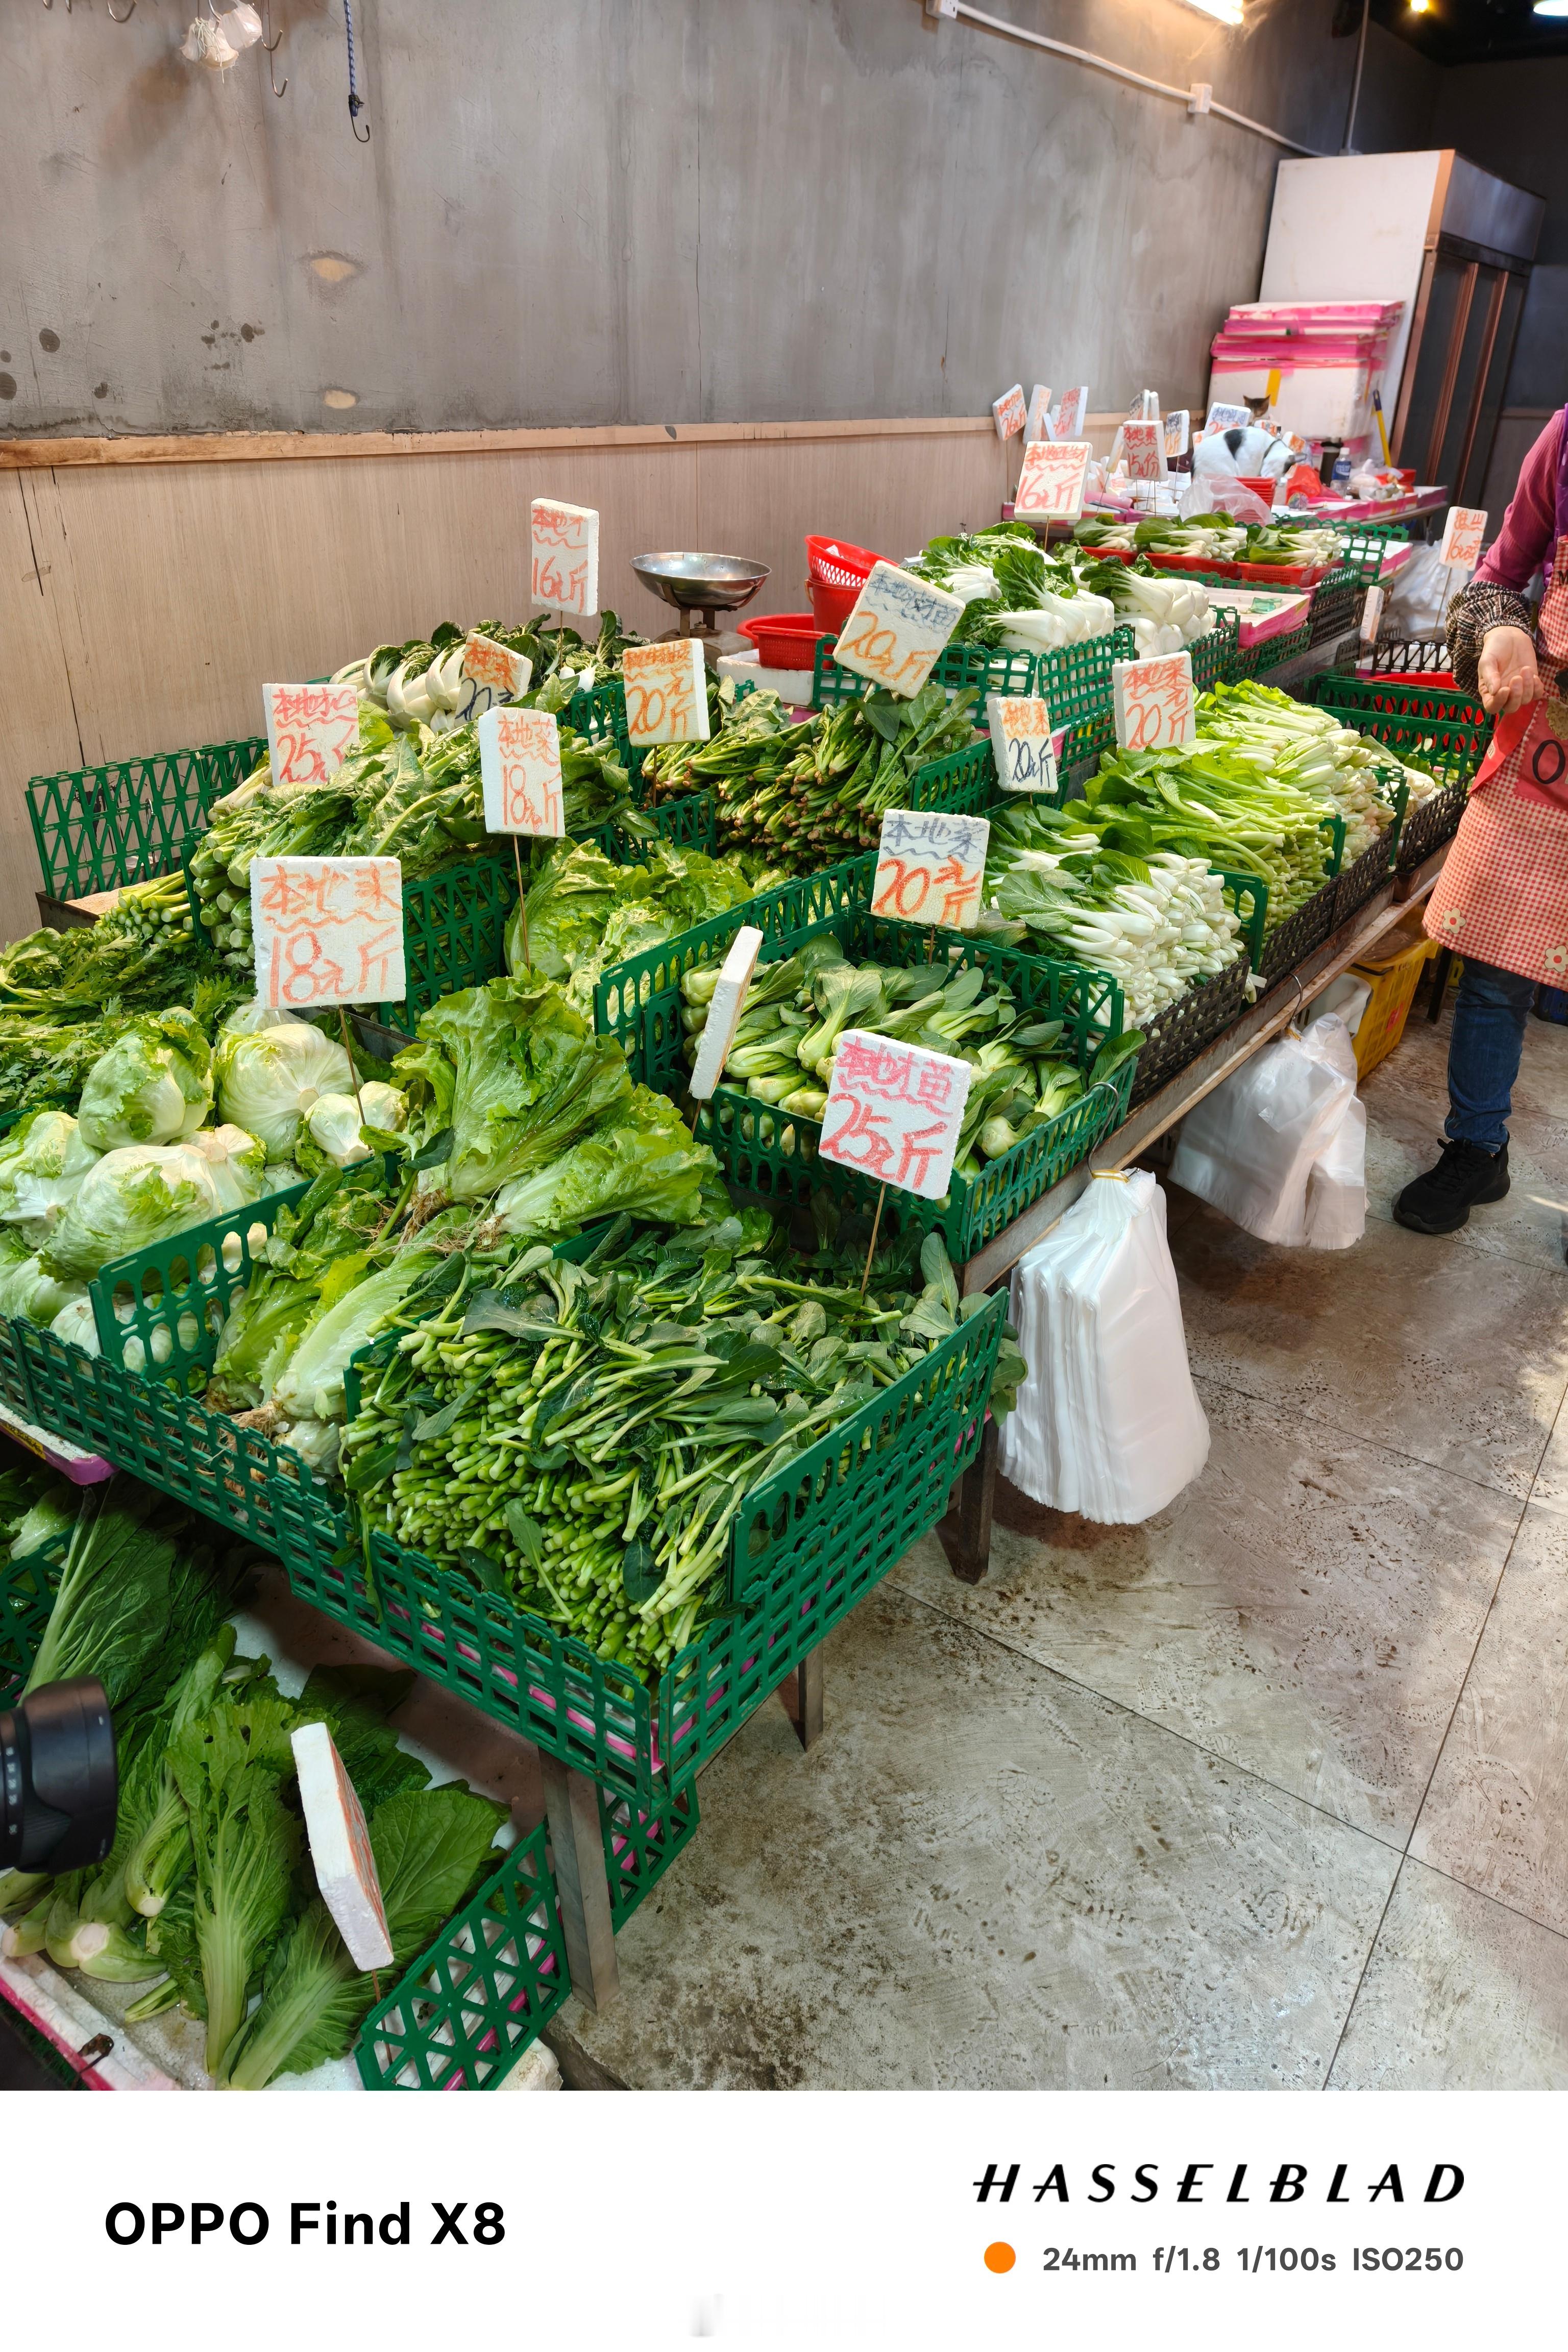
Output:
[1394, 1139, 1510, 1235]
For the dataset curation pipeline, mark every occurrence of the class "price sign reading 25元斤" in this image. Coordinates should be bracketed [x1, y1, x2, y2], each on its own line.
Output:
[833, 562, 965, 698]
[477, 705, 565, 837]
[988, 694, 1059, 796]
[621, 638, 712, 745]
[1113, 651, 1195, 752]
[262, 683, 360, 789]
[871, 807, 990, 932]
[818, 1031, 973, 1203]
[251, 855, 405, 1012]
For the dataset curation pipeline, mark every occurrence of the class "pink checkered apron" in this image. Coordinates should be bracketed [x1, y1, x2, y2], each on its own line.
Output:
[1425, 537, 1568, 985]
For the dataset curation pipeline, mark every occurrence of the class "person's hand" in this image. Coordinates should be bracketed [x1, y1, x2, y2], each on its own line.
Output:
[1478, 626, 1541, 718]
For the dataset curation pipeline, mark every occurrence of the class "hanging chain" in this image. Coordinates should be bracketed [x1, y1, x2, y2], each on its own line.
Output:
[344, 0, 370, 140]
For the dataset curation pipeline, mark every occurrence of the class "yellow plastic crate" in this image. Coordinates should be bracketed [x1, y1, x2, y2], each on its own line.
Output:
[1351, 928, 1437, 1079]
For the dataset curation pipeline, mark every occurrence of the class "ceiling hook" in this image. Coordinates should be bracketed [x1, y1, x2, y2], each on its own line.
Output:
[261, 0, 286, 93]
[107, 0, 136, 18]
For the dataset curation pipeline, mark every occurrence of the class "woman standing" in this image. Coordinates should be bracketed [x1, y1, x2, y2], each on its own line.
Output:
[1394, 406, 1568, 1236]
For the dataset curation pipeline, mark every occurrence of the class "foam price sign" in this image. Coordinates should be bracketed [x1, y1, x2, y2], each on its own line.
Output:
[622, 637, 711, 744]
[818, 1031, 973, 1202]
[1439, 505, 1487, 570]
[1014, 439, 1092, 523]
[834, 561, 965, 698]
[1121, 419, 1167, 481]
[1053, 385, 1089, 439]
[262, 683, 359, 789]
[457, 631, 533, 724]
[291, 1723, 393, 1971]
[1203, 401, 1253, 435]
[1113, 650, 1195, 751]
[251, 854, 405, 1011]
[871, 806, 990, 932]
[992, 383, 1027, 440]
[690, 925, 764, 1101]
[987, 693, 1058, 796]
[1025, 383, 1054, 443]
[531, 497, 599, 617]
[478, 705, 564, 837]
[1164, 409, 1191, 460]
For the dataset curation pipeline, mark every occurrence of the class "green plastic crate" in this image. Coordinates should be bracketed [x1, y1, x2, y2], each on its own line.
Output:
[270, 1294, 1004, 1801]
[1031, 628, 1138, 765]
[1341, 523, 1410, 587]
[1307, 563, 1363, 648]
[354, 1822, 570, 2090]
[689, 906, 1129, 1263]
[27, 736, 267, 903]
[812, 636, 1035, 708]
[1305, 674, 1490, 875]
[1187, 606, 1242, 695]
[88, 1181, 310, 1392]
[0, 1540, 69, 1708]
[1234, 619, 1313, 679]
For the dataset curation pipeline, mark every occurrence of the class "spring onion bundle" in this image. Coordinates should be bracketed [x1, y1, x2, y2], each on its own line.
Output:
[977, 802, 1243, 1023]
[680, 932, 1138, 1174]
[341, 1210, 1027, 1678]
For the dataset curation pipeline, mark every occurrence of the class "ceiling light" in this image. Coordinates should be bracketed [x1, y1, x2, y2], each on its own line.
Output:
[1408, 1, 1430, 13]
[1178, 0, 1244, 22]
[1534, 2, 1568, 16]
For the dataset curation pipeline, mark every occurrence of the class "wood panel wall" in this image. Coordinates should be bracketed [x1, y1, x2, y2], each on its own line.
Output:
[0, 410, 1112, 945]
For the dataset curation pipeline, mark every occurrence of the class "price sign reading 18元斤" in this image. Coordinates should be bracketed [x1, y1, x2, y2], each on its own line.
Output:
[833, 562, 965, 698]
[871, 806, 990, 932]
[530, 498, 600, 618]
[1439, 505, 1488, 570]
[1053, 385, 1090, 439]
[262, 683, 360, 789]
[478, 705, 565, 837]
[621, 638, 711, 745]
[251, 855, 405, 1012]
[992, 383, 1027, 440]
[1013, 440, 1093, 523]
[988, 694, 1059, 796]
[1113, 651, 1195, 752]
[818, 1031, 974, 1203]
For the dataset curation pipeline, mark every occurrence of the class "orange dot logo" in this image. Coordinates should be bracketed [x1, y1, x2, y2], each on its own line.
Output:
[984, 2243, 1016, 2274]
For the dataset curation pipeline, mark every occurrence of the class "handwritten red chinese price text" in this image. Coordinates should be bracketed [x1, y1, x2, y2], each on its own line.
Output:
[251, 857, 405, 1011]
[1116, 654, 1193, 752]
[263, 684, 359, 788]
[463, 634, 521, 695]
[481, 707, 564, 835]
[622, 642, 707, 744]
[818, 1033, 972, 1202]
[1014, 440, 1091, 520]
[871, 810, 988, 931]
[1440, 506, 1487, 570]
[530, 500, 598, 616]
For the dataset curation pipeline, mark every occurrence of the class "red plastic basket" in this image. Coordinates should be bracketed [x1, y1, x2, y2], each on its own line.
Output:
[805, 534, 881, 632]
[739, 611, 831, 670]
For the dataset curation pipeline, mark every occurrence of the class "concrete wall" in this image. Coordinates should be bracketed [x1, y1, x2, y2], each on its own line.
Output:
[1, 0, 1432, 439]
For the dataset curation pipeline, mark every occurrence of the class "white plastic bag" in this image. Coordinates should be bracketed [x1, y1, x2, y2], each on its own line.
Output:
[1384, 541, 1469, 638]
[999, 1170, 1210, 1524]
[1304, 1094, 1367, 1250]
[1168, 1014, 1362, 1247]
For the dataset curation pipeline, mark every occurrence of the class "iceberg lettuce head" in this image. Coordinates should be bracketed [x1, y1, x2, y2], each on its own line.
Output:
[77, 1010, 213, 1153]
[215, 1022, 354, 1161]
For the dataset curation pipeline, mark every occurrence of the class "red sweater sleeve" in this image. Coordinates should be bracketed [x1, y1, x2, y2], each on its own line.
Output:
[1475, 411, 1563, 590]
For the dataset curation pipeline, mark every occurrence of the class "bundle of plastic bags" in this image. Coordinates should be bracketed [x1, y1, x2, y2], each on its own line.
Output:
[999, 1170, 1210, 1523]
[1168, 1012, 1365, 1249]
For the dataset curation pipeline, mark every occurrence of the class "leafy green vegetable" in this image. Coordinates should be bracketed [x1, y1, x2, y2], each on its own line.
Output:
[77, 1010, 213, 1153]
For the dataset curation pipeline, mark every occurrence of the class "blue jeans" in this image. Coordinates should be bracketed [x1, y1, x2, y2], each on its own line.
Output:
[1445, 959, 1536, 1150]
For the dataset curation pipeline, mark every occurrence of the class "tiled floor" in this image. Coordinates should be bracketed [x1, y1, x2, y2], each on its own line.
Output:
[559, 987, 1568, 2091]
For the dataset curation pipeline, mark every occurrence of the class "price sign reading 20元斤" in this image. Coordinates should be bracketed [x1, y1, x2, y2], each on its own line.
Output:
[818, 1032, 974, 1203]
[621, 638, 712, 745]
[250, 855, 405, 1012]
[833, 562, 965, 698]
[477, 705, 565, 837]
[1113, 651, 1195, 752]
[530, 498, 599, 618]
[262, 683, 360, 789]
[871, 807, 990, 932]
[988, 694, 1058, 796]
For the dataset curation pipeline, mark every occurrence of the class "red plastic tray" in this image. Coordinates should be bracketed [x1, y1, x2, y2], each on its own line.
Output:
[1146, 550, 1333, 588]
[739, 612, 831, 669]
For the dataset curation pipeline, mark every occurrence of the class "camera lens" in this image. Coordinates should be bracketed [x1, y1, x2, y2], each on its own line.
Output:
[0, 1678, 117, 1873]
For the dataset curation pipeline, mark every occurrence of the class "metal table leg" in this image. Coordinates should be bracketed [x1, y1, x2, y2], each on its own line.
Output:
[776, 1644, 824, 1751]
[539, 1753, 620, 2013]
[937, 1414, 998, 1585]
[1427, 945, 1453, 1022]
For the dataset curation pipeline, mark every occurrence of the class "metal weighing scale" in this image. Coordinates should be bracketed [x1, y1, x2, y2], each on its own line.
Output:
[630, 551, 770, 667]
